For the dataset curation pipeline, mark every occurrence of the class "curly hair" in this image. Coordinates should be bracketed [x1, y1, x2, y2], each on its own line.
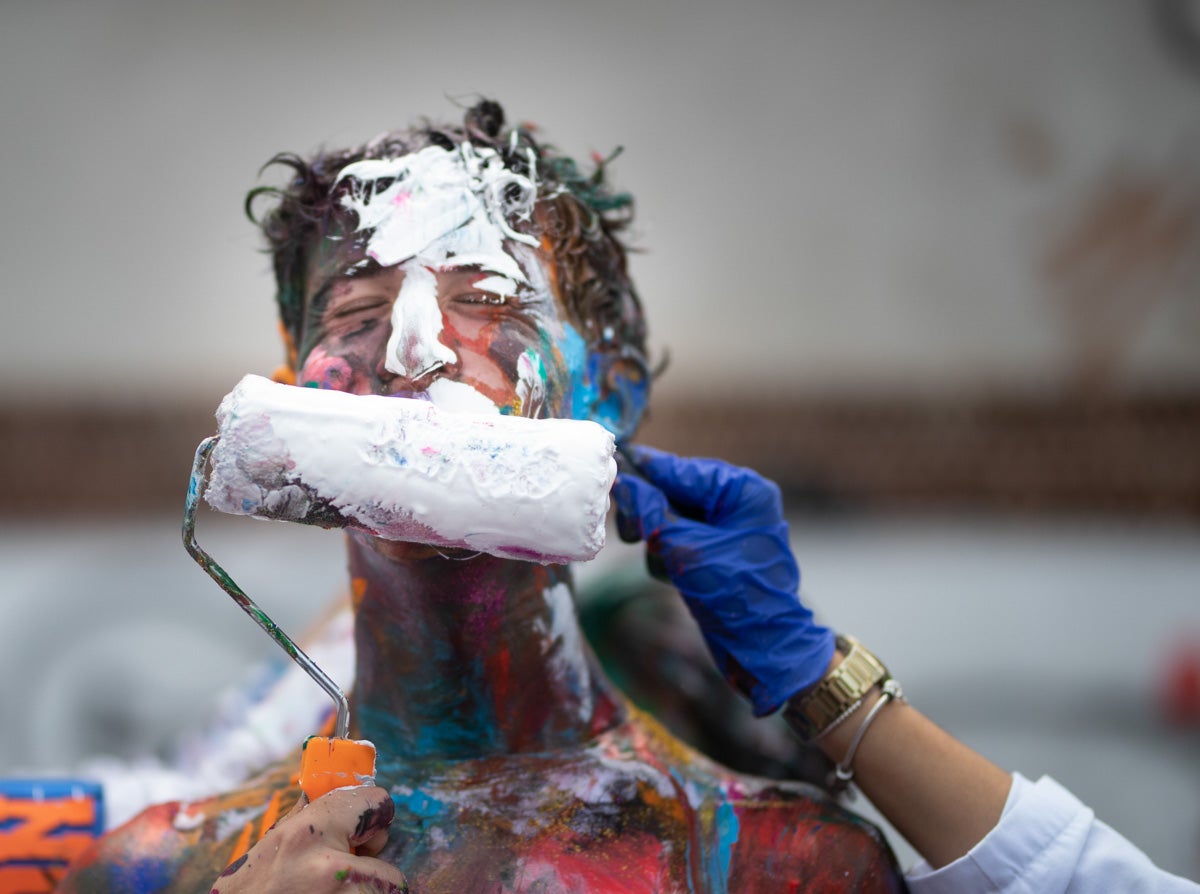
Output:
[245, 99, 648, 377]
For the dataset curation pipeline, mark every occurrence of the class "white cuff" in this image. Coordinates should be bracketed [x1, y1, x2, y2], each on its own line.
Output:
[905, 772, 1090, 894]
[905, 773, 1199, 894]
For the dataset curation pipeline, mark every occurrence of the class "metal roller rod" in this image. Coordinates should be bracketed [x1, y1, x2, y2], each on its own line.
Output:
[182, 436, 350, 740]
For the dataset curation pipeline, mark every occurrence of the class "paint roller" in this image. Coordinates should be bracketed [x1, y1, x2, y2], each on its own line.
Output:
[183, 374, 617, 801]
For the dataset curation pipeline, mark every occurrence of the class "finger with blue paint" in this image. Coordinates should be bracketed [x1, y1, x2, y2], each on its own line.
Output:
[611, 446, 835, 716]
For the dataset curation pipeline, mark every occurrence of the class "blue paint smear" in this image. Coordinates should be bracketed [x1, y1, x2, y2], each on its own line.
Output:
[667, 769, 699, 894]
[360, 653, 505, 760]
[666, 769, 738, 894]
[394, 788, 444, 820]
[411, 698, 498, 757]
[557, 326, 596, 420]
[709, 801, 739, 893]
[2, 858, 69, 869]
[586, 353, 622, 433]
[104, 856, 176, 893]
[557, 324, 647, 439]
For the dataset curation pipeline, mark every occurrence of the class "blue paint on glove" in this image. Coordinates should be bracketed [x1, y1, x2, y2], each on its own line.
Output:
[611, 446, 835, 717]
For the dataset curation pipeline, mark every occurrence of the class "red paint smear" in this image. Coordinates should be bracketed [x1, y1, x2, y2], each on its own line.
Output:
[728, 802, 904, 891]
[523, 831, 669, 892]
[299, 349, 359, 392]
[493, 647, 512, 702]
[588, 693, 621, 737]
[442, 327, 494, 362]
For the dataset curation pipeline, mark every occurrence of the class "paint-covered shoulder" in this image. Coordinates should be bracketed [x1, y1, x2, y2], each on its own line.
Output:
[723, 781, 906, 893]
[54, 800, 208, 894]
[56, 766, 301, 894]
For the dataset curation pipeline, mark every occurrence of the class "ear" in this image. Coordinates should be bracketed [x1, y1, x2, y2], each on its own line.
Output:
[585, 350, 649, 443]
[274, 321, 300, 385]
[272, 365, 297, 385]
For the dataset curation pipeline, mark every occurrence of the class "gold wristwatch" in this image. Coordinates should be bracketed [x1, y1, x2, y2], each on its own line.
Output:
[783, 635, 889, 741]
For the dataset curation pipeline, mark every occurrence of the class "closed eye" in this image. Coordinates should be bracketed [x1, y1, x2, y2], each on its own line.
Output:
[453, 282, 546, 307]
[318, 294, 392, 339]
[327, 296, 391, 318]
[454, 290, 516, 307]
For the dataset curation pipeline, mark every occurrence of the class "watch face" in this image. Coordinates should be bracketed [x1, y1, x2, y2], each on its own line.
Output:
[787, 639, 889, 739]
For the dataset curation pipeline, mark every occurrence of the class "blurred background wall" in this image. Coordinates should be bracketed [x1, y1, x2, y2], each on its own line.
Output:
[2, 0, 1199, 514]
[1, 0, 1197, 879]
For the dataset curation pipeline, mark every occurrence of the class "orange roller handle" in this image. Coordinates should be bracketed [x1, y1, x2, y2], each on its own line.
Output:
[299, 736, 378, 801]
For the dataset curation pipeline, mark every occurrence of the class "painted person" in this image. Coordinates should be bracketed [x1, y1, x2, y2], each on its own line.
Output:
[56, 101, 905, 893]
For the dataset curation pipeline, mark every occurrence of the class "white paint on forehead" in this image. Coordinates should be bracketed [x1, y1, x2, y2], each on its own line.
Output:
[384, 260, 457, 380]
[335, 143, 539, 284]
[333, 147, 564, 419]
[473, 274, 519, 298]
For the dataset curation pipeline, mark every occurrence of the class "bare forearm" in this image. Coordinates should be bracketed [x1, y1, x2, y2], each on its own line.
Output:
[815, 654, 1011, 869]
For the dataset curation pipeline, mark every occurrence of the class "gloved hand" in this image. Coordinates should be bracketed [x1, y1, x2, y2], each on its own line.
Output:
[611, 446, 835, 717]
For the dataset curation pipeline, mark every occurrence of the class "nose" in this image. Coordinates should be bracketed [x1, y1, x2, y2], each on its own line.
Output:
[379, 262, 458, 389]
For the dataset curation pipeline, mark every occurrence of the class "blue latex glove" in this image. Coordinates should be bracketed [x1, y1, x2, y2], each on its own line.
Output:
[611, 446, 835, 717]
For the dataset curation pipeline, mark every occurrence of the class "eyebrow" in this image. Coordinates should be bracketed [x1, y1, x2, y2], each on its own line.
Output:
[437, 265, 527, 289]
[348, 257, 389, 277]
[334, 258, 388, 285]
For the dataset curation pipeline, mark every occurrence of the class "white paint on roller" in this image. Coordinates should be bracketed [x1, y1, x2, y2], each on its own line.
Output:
[424, 378, 501, 415]
[205, 375, 615, 564]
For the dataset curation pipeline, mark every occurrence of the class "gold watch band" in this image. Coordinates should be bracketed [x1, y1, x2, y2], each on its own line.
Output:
[783, 635, 889, 741]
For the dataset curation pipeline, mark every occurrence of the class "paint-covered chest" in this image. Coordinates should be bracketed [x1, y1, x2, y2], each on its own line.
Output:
[376, 754, 734, 894]
[61, 768, 899, 894]
[375, 754, 904, 894]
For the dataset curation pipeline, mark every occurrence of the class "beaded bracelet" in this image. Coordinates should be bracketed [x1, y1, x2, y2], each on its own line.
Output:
[827, 678, 905, 795]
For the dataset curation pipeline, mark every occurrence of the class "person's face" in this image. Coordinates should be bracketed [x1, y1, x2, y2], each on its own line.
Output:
[295, 146, 597, 423]
[298, 249, 591, 419]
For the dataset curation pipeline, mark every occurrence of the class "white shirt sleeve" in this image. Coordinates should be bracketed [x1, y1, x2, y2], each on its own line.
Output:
[905, 772, 1199, 894]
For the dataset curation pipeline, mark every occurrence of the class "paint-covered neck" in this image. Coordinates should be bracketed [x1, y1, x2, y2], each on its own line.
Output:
[345, 532, 625, 761]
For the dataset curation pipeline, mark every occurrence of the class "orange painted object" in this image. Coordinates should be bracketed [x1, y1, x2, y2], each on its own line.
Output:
[299, 737, 377, 800]
[0, 779, 103, 893]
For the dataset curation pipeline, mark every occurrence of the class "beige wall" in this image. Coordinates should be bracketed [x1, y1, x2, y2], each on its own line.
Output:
[2, 0, 1199, 408]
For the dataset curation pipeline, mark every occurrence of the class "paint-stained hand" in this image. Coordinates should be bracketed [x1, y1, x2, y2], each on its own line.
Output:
[611, 446, 835, 716]
[211, 785, 407, 894]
